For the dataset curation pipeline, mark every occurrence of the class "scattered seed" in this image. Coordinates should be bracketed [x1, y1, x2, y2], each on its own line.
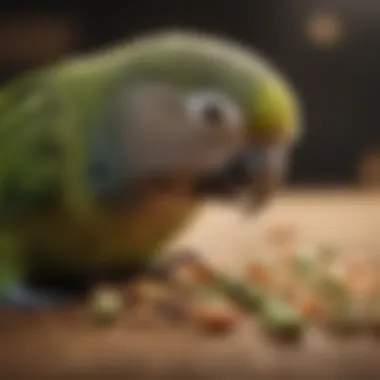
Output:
[90, 285, 124, 325]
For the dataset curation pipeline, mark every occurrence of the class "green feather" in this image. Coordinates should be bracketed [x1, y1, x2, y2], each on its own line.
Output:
[0, 73, 62, 223]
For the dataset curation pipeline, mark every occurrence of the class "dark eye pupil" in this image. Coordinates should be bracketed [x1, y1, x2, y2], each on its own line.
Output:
[203, 103, 223, 126]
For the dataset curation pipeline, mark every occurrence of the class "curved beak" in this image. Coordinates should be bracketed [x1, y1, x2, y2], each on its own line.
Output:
[197, 143, 291, 213]
[238, 145, 290, 211]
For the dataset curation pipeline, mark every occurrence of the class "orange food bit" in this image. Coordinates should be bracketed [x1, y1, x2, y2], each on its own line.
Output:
[296, 292, 325, 319]
[195, 308, 238, 332]
[247, 263, 270, 286]
[192, 296, 240, 333]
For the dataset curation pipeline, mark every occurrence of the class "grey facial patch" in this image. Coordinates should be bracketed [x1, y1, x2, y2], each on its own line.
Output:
[118, 83, 245, 179]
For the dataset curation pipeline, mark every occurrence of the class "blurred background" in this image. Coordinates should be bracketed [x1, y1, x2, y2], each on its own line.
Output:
[1, 0, 380, 187]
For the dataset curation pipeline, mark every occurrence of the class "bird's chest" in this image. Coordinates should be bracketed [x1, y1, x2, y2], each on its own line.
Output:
[20, 183, 200, 271]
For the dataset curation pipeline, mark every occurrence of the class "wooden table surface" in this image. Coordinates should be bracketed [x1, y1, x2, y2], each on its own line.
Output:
[1, 189, 380, 380]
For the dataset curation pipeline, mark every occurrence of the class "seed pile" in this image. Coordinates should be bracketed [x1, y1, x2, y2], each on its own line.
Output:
[89, 225, 380, 341]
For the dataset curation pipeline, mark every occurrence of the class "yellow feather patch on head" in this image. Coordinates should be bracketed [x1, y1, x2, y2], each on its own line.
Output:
[251, 77, 302, 143]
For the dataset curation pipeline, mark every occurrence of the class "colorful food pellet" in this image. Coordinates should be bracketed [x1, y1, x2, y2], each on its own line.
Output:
[191, 289, 240, 334]
[294, 290, 326, 320]
[247, 262, 271, 287]
[90, 285, 124, 325]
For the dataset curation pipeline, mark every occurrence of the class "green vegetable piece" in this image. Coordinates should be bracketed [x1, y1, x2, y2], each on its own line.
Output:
[91, 286, 124, 325]
[317, 274, 347, 302]
[293, 249, 318, 279]
[261, 296, 305, 342]
[214, 276, 264, 312]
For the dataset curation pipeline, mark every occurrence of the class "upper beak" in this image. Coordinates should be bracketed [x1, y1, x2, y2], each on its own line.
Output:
[197, 143, 290, 213]
[242, 147, 289, 213]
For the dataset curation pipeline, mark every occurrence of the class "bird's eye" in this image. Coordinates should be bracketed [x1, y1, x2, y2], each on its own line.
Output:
[201, 102, 224, 127]
[185, 92, 243, 131]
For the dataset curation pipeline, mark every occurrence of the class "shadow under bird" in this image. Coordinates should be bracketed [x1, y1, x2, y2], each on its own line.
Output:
[0, 30, 302, 307]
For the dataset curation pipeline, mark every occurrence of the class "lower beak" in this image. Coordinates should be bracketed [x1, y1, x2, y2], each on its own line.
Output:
[197, 144, 290, 213]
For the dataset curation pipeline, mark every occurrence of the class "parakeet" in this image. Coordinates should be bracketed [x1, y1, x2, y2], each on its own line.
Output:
[0, 30, 302, 307]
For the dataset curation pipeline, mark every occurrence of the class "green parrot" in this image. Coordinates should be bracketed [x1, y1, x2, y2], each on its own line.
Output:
[0, 30, 302, 307]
